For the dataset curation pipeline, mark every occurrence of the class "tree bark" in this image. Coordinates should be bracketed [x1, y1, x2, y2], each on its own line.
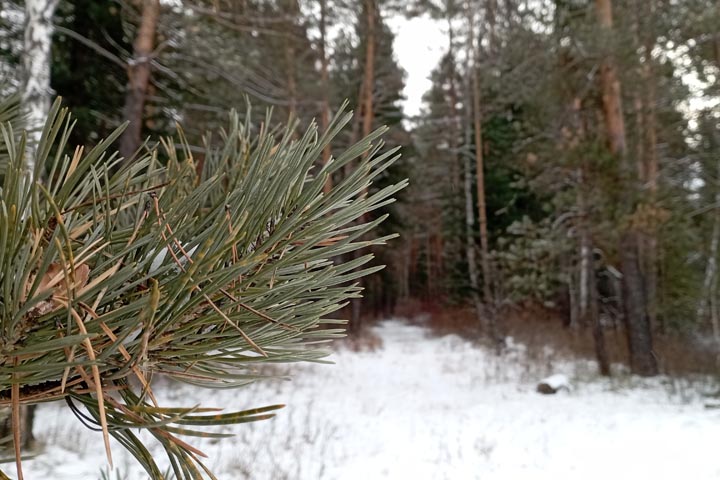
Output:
[349, 0, 377, 331]
[462, 8, 487, 342]
[470, 2, 499, 343]
[587, 243, 611, 376]
[699, 0, 720, 341]
[579, 176, 610, 375]
[21, 0, 60, 177]
[463, 108, 484, 341]
[319, 0, 332, 195]
[361, 0, 376, 141]
[283, 0, 299, 120]
[119, 0, 160, 163]
[9, 0, 60, 451]
[700, 194, 720, 339]
[594, 0, 657, 376]
[635, 0, 660, 332]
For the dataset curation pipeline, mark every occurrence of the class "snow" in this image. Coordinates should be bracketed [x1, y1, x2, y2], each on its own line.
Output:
[13, 319, 720, 479]
[538, 373, 571, 392]
[147, 245, 197, 275]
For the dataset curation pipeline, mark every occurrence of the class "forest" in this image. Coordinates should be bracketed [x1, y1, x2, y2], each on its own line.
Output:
[1, 0, 720, 479]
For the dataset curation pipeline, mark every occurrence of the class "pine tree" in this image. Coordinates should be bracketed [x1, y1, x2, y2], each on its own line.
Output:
[0, 97, 406, 479]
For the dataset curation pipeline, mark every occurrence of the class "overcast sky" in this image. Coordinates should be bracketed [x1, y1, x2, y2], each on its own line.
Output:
[387, 15, 446, 119]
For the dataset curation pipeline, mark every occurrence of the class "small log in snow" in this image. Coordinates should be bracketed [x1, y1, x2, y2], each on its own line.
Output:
[536, 374, 571, 394]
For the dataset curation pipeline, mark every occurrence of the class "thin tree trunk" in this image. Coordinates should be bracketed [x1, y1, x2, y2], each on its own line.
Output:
[487, 0, 498, 53]
[636, 0, 660, 332]
[319, 0, 332, 194]
[579, 216, 590, 328]
[447, 16, 462, 191]
[699, 155, 720, 341]
[578, 203, 590, 327]
[568, 256, 579, 328]
[119, 0, 160, 162]
[588, 252, 611, 375]
[349, 0, 377, 331]
[579, 174, 610, 375]
[469, 4, 499, 344]
[700, 0, 720, 343]
[284, 0, 299, 120]
[594, 0, 657, 376]
[361, 0, 376, 141]
[464, 118, 484, 338]
[461, 11, 485, 340]
[699, 212, 720, 322]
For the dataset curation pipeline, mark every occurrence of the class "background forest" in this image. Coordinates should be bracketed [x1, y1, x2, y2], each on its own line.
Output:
[3, 0, 720, 377]
[2, 0, 720, 477]
[2, 0, 720, 367]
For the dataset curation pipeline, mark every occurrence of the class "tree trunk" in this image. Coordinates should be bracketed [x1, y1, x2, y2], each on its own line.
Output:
[361, 0, 376, 141]
[620, 234, 657, 375]
[487, 0, 498, 53]
[283, 0, 299, 120]
[7, 0, 60, 452]
[635, 0, 660, 332]
[700, 0, 720, 339]
[594, 0, 657, 376]
[349, 0, 377, 332]
[319, 0, 332, 195]
[699, 208, 720, 323]
[461, 10, 486, 340]
[21, 0, 59, 177]
[470, 3, 499, 344]
[595, 0, 627, 157]
[463, 119, 484, 339]
[579, 239, 590, 325]
[587, 244, 611, 376]
[699, 151, 720, 343]
[579, 191, 610, 375]
[119, 0, 160, 163]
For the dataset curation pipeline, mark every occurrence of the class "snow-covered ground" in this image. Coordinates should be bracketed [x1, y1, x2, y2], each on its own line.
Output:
[15, 319, 720, 479]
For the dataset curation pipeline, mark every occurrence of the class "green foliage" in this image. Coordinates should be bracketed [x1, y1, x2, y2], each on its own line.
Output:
[494, 216, 570, 304]
[0, 98, 405, 479]
[52, 0, 130, 146]
[0, 93, 21, 169]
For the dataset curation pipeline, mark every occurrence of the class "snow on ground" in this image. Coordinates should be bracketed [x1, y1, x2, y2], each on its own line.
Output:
[14, 319, 720, 479]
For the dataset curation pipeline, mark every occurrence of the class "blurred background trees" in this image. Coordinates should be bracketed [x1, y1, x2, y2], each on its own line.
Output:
[2, 0, 720, 377]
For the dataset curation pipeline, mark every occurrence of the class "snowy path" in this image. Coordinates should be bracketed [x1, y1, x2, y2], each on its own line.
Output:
[17, 319, 720, 479]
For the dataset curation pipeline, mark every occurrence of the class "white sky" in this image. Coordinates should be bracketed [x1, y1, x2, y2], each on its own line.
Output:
[387, 15, 447, 119]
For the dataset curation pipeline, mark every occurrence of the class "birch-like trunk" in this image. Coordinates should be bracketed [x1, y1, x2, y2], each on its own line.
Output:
[578, 172, 610, 375]
[463, 126, 484, 338]
[579, 236, 590, 324]
[21, 0, 59, 177]
[699, 0, 720, 343]
[699, 158, 720, 343]
[462, 11, 485, 341]
[469, 2, 500, 344]
[12, 0, 60, 453]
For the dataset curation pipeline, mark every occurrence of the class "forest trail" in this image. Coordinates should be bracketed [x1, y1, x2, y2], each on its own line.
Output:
[23, 320, 720, 479]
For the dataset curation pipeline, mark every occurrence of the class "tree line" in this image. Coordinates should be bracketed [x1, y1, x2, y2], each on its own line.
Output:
[2, 0, 720, 378]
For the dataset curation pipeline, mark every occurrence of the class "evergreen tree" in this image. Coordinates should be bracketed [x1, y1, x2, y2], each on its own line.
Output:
[0, 97, 406, 479]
